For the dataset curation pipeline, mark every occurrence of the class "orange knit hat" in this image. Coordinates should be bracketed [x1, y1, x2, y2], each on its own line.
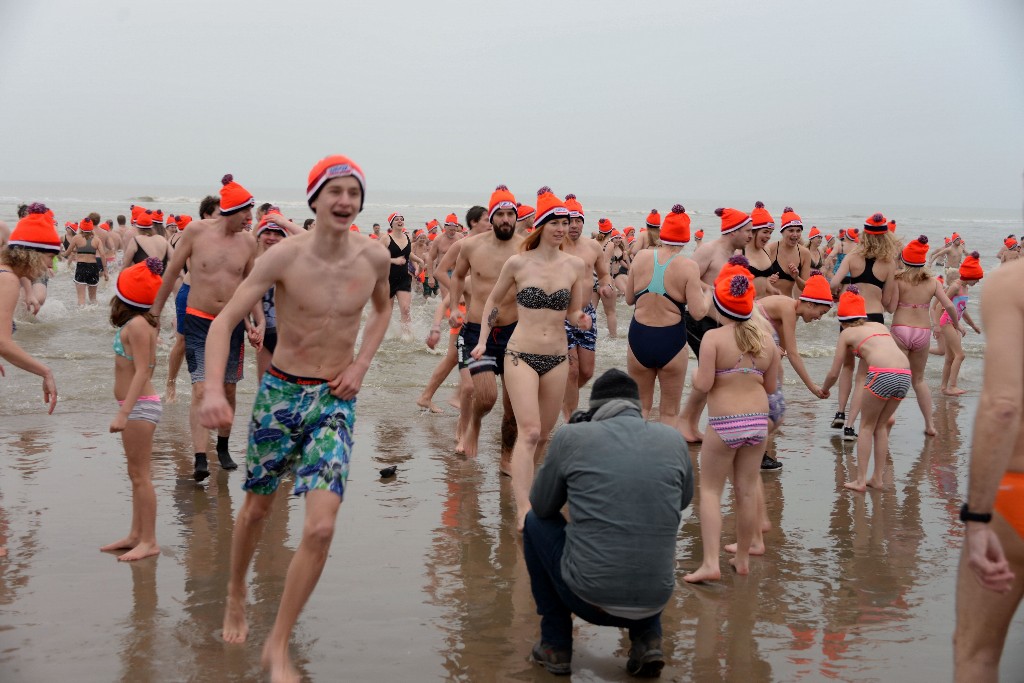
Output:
[598, 218, 613, 234]
[660, 204, 691, 245]
[427, 219, 440, 232]
[624, 225, 635, 235]
[350, 224, 360, 232]
[130, 204, 147, 226]
[1005, 237, 1018, 250]
[951, 232, 962, 243]
[116, 257, 164, 308]
[695, 229, 704, 240]
[837, 285, 867, 321]
[152, 209, 164, 225]
[715, 207, 752, 234]
[80, 217, 95, 232]
[808, 226, 821, 240]
[9, 203, 61, 252]
[780, 207, 803, 231]
[534, 187, 569, 228]
[219, 174, 254, 215]
[387, 212, 403, 227]
[751, 201, 775, 230]
[901, 235, 929, 267]
[65, 221, 78, 233]
[306, 155, 365, 211]
[137, 211, 154, 228]
[712, 255, 755, 321]
[256, 210, 288, 238]
[888, 219, 897, 233]
[838, 229, 847, 240]
[177, 214, 193, 229]
[166, 215, 178, 229]
[444, 213, 459, 226]
[516, 203, 536, 222]
[799, 271, 834, 307]
[563, 194, 583, 220]
[488, 184, 517, 220]
[846, 228, 860, 243]
[959, 251, 984, 281]
[863, 212, 888, 235]
[645, 209, 661, 229]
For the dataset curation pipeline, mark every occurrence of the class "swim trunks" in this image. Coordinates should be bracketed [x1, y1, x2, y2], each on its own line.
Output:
[565, 303, 598, 352]
[243, 365, 355, 498]
[457, 320, 518, 376]
[995, 471, 1024, 539]
[183, 308, 245, 384]
[175, 283, 190, 335]
[74, 261, 100, 286]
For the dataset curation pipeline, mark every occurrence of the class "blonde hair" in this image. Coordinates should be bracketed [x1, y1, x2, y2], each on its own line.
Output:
[735, 318, 768, 357]
[1, 247, 50, 279]
[896, 264, 933, 285]
[858, 232, 898, 262]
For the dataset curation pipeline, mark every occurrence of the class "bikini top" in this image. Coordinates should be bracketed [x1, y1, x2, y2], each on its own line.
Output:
[848, 257, 886, 290]
[387, 235, 411, 259]
[715, 353, 766, 377]
[132, 237, 169, 267]
[78, 234, 97, 255]
[897, 301, 930, 309]
[853, 332, 890, 358]
[634, 249, 687, 316]
[517, 286, 570, 311]
[768, 246, 803, 282]
[113, 326, 132, 360]
[810, 253, 823, 269]
[745, 247, 773, 279]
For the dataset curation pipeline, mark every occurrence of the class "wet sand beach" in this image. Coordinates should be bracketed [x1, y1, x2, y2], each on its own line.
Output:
[1, 263, 1023, 682]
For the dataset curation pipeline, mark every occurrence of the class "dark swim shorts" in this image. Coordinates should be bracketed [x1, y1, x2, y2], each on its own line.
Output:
[183, 308, 245, 384]
[457, 321, 518, 376]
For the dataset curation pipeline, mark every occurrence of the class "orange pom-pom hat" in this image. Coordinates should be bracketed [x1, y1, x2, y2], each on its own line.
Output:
[563, 194, 583, 220]
[901, 235, 930, 267]
[444, 213, 459, 227]
[306, 155, 365, 211]
[116, 257, 165, 308]
[9, 203, 62, 252]
[645, 209, 661, 229]
[751, 201, 774, 230]
[598, 218, 613, 235]
[80, 217, 95, 232]
[219, 173, 255, 215]
[136, 210, 154, 228]
[488, 184, 517, 221]
[959, 252, 984, 281]
[715, 207, 752, 234]
[799, 270, 834, 307]
[837, 285, 868, 322]
[863, 212, 888, 235]
[516, 202, 536, 222]
[660, 204, 691, 245]
[779, 206, 803, 231]
[534, 187, 569, 228]
[712, 255, 755, 321]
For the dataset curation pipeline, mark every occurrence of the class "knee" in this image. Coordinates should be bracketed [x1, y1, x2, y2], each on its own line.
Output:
[303, 517, 336, 549]
[517, 424, 543, 448]
[238, 500, 272, 526]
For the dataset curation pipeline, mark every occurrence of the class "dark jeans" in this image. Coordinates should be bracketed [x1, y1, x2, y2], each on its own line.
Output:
[522, 511, 663, 650]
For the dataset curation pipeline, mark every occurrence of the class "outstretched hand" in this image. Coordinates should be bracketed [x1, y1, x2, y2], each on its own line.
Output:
[42, 374, 57, 414]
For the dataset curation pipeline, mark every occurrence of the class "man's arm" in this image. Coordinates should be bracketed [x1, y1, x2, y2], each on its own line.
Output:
[434, 242, 460, 292]
[529, 429, 569, 517]
[448, 244, 471, 326]
[592, 241, 615, 302]
[151, 229, 193, 317]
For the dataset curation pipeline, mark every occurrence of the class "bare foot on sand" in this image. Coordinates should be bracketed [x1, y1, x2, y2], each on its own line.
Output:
[447, 395, 460, 410]
[725, 541, 765, 556]
[262, 641, 300, 683]
[118, 542, 160, 562]
[680, 423, 703, 444]
[843, 481, 867, 493]
[866, 478, 885, 490]
[100, 536, 138, 552]
[683, 566, 721, 583]
[924, 424, 937, 436]
[729, 556, 750, 575]
[416, 397, 444, 414]
[222, 594, 249, 644]
[942, 387, 967, 396]
[165, 381, 177, 404]
[460, 427, 479, 457]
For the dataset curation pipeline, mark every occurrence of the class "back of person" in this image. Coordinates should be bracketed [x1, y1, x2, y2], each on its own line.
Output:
[631, 248, 689, 327]
[704, 324, 773, 415]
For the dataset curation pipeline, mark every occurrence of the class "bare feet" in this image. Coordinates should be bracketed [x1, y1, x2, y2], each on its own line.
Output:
[100, 536, 138, 552]
[942, 387, 967, 396]
[680, 423, 703, 443]
[416, 397, 444, 414]
[447, 395, 460, 410]
[843, 481, 867, 493]
[924, 424, 937, 436]
[461, 427, 479, 457]
[261, 641, 300, 683]
[866, 478, 885, 490]
[118, 542, 160, 562]
[729, 556, 750, 575]
[165, 381, 177, 404]
[683, 566, 721, 583]
[222, 593, 249, 644]
[725, 541, 766, 556]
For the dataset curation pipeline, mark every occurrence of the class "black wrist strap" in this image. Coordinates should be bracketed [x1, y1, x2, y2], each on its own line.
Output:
[960, 503, 992, 524]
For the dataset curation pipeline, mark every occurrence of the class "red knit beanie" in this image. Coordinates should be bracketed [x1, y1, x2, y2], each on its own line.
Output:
[901, 235, 929, 267]
[534, 187, 569, 228]
[488, 185, 517, 220]
[598, 218, 613, 234]
[660, 204, 691, 245]
[837, 286, 867, 321]
[888, 219, 897, 233]
[444, 213, 459, 227]
[80, 218, 95, 232]
[9, 203, 62, 252]
[516, 203, 536, 222]
[563, 194, 583, 220]
[116, 257, 164, 308]
[177, 214, 193, 230]
[863, 212, 888, 235]
[751, 201, 774, 230]
[645, 209, 661, 229]
[780, 207, 803, 231]
[306, 156, 365, 211]
[152, 209, 164, 225]
[800, 271, 834, 307]
[137, 211, 154, 228]
[808, 226, 821, 240]
[846, 228, 860, 244]
[715, 207, 752, 234]
[712, 255, 755, 320]
[959, 252, 984, 281]
[219, 174, 255, 215]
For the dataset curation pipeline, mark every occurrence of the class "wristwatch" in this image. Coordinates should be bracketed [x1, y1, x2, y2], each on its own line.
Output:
[959, 503, 992, 524]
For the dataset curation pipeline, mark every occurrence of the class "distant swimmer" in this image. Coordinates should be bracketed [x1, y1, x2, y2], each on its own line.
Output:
[937, 252, 983, 396]
[62, 217, 110, 305]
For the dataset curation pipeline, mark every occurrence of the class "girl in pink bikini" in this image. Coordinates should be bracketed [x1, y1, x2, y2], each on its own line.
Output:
[938, 252, 983, 396]
[891, 235, 965, 433]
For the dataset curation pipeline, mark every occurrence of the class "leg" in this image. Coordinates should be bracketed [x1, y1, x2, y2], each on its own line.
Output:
[397, 290, 413, 339]
[223, 491, 278, 643]
[262, 490, 342, 683]
[75, 282, 85, 305]
[101, 419, 159, 559]
[561, 345, 581, 422]
[88, 284, 98, 303]
[837, 348, 855, 413]
[907, 346, 936, 435]
[654, 350, 688, 432]
[454, 367, 473, 449]
[729, 442, 765, 575]
[522, 512, 575, 651]
[166, 334, 185, 403]
[533, 361, 571, 466]
[418, 339, 458, 414]
[845, 393, 884, 492]
[217, 383, 239, 469]
[846, 358, 868, 428]
[504, 360, 545, 530]
[684, 430, 733, 583]
[500, 380, 518, 475]
[867, 399, 901, 489]
[680, 391, 707, 444]
[461, 371, 497, 458]
[726, 476, 769, 556]
[943, 325, 968, 395]
[189, 380, 211, 477]
[627, 346, 658, 420]
[600, 286, 617, 338]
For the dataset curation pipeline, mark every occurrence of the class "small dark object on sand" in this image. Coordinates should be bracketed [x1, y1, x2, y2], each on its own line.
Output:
[379, 465, 398, 478]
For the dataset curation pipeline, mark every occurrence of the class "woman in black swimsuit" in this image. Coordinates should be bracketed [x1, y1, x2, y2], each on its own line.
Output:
[744, 220, 780, 299]
[765, 207, 812, 298]
[471, 187, 591, 531]
[382, 213, 423, 341]
[807, 226, 825, 270]
[123, 210, 171, 269]
[63, 218, 109, 305]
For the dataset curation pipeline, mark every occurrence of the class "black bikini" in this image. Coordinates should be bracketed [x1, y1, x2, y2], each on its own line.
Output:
[768, 246, 803, 282]
[848, 257, 886, 290]
[131, 237, 169, 267]
[508, 286, 570, 375]
[746, 247, 773, 279]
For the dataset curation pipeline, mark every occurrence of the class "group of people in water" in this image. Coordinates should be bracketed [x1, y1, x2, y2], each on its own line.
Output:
[1, 164, 1021, 682]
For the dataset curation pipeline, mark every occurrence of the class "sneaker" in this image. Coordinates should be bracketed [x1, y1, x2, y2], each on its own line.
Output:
[531, 641, 572, 676]
[627, 631, 665, 678]
[843, 426, 858, 441]
[760, 454, 783, 472]
[217, 450, 238, 471]
[831, 412, 846, 428]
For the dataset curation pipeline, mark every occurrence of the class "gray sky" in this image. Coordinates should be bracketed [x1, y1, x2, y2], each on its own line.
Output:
[1, 0, 1022, 209]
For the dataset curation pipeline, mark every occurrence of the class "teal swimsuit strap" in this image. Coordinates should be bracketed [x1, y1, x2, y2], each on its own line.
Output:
[113, 326, 133, 361]
[646, 248, 683, 296]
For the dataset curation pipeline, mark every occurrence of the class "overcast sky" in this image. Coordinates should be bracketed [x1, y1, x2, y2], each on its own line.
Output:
[1, 0, 1021, 210]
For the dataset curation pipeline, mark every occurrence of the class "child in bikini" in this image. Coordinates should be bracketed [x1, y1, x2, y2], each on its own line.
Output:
[684, 257, 780, 582]
[820, 286, 911, 492]
[938, 252, 983, 396]
[101, 257, 164, 561]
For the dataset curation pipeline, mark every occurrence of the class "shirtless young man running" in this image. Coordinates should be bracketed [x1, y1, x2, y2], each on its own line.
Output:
[679, 207, 754, 442]
[928, 233, 967, 284]
[449, 185, 524, 466]
[425, 213, 461, 297]
[151, 175, 264, 481]
[953, 258, 1024, 682]
[201, 155, 390, 683]
[559, 193, 616, 420]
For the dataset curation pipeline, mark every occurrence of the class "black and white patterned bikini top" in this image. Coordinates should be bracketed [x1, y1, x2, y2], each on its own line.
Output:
[516, 286, 570, 311]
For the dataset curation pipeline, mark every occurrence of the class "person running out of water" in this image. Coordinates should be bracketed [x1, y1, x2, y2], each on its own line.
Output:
[594, 219, 624, 338]
[764, 207, 811, 298]
[0, 204, 60, 413]
[449, 185, 525, 462]
[63, 217, 110, 305]
[101, 258, 164, 562]
[891, 235, 965, 433]
[928, 233, 968, 284]
[200, 155, 391, 683]
[471, 187, 590, 531]
[560, 193, 616, 421]
[425, 213, 461, 298]
[679, 207, 754, 443]
[382, 212, 424, 340]
[938, 252, 983, 396]
[953, 258, 1024, 683]
[820, 286, 910, 492]
[684, 259, 780, 583]
[151, 176, 263, 481]
[625, 205, 707, 431]
[829, 214, 898, 440]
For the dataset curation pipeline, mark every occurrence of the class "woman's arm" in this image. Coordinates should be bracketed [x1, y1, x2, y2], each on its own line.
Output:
[470, 258, 518, 358]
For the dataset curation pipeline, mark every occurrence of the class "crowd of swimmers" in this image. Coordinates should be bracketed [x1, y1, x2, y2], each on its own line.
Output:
[0, 161, 1021, 681]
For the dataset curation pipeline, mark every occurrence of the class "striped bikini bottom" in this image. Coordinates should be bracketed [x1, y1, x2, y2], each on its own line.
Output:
[707, 413, 769, 450]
